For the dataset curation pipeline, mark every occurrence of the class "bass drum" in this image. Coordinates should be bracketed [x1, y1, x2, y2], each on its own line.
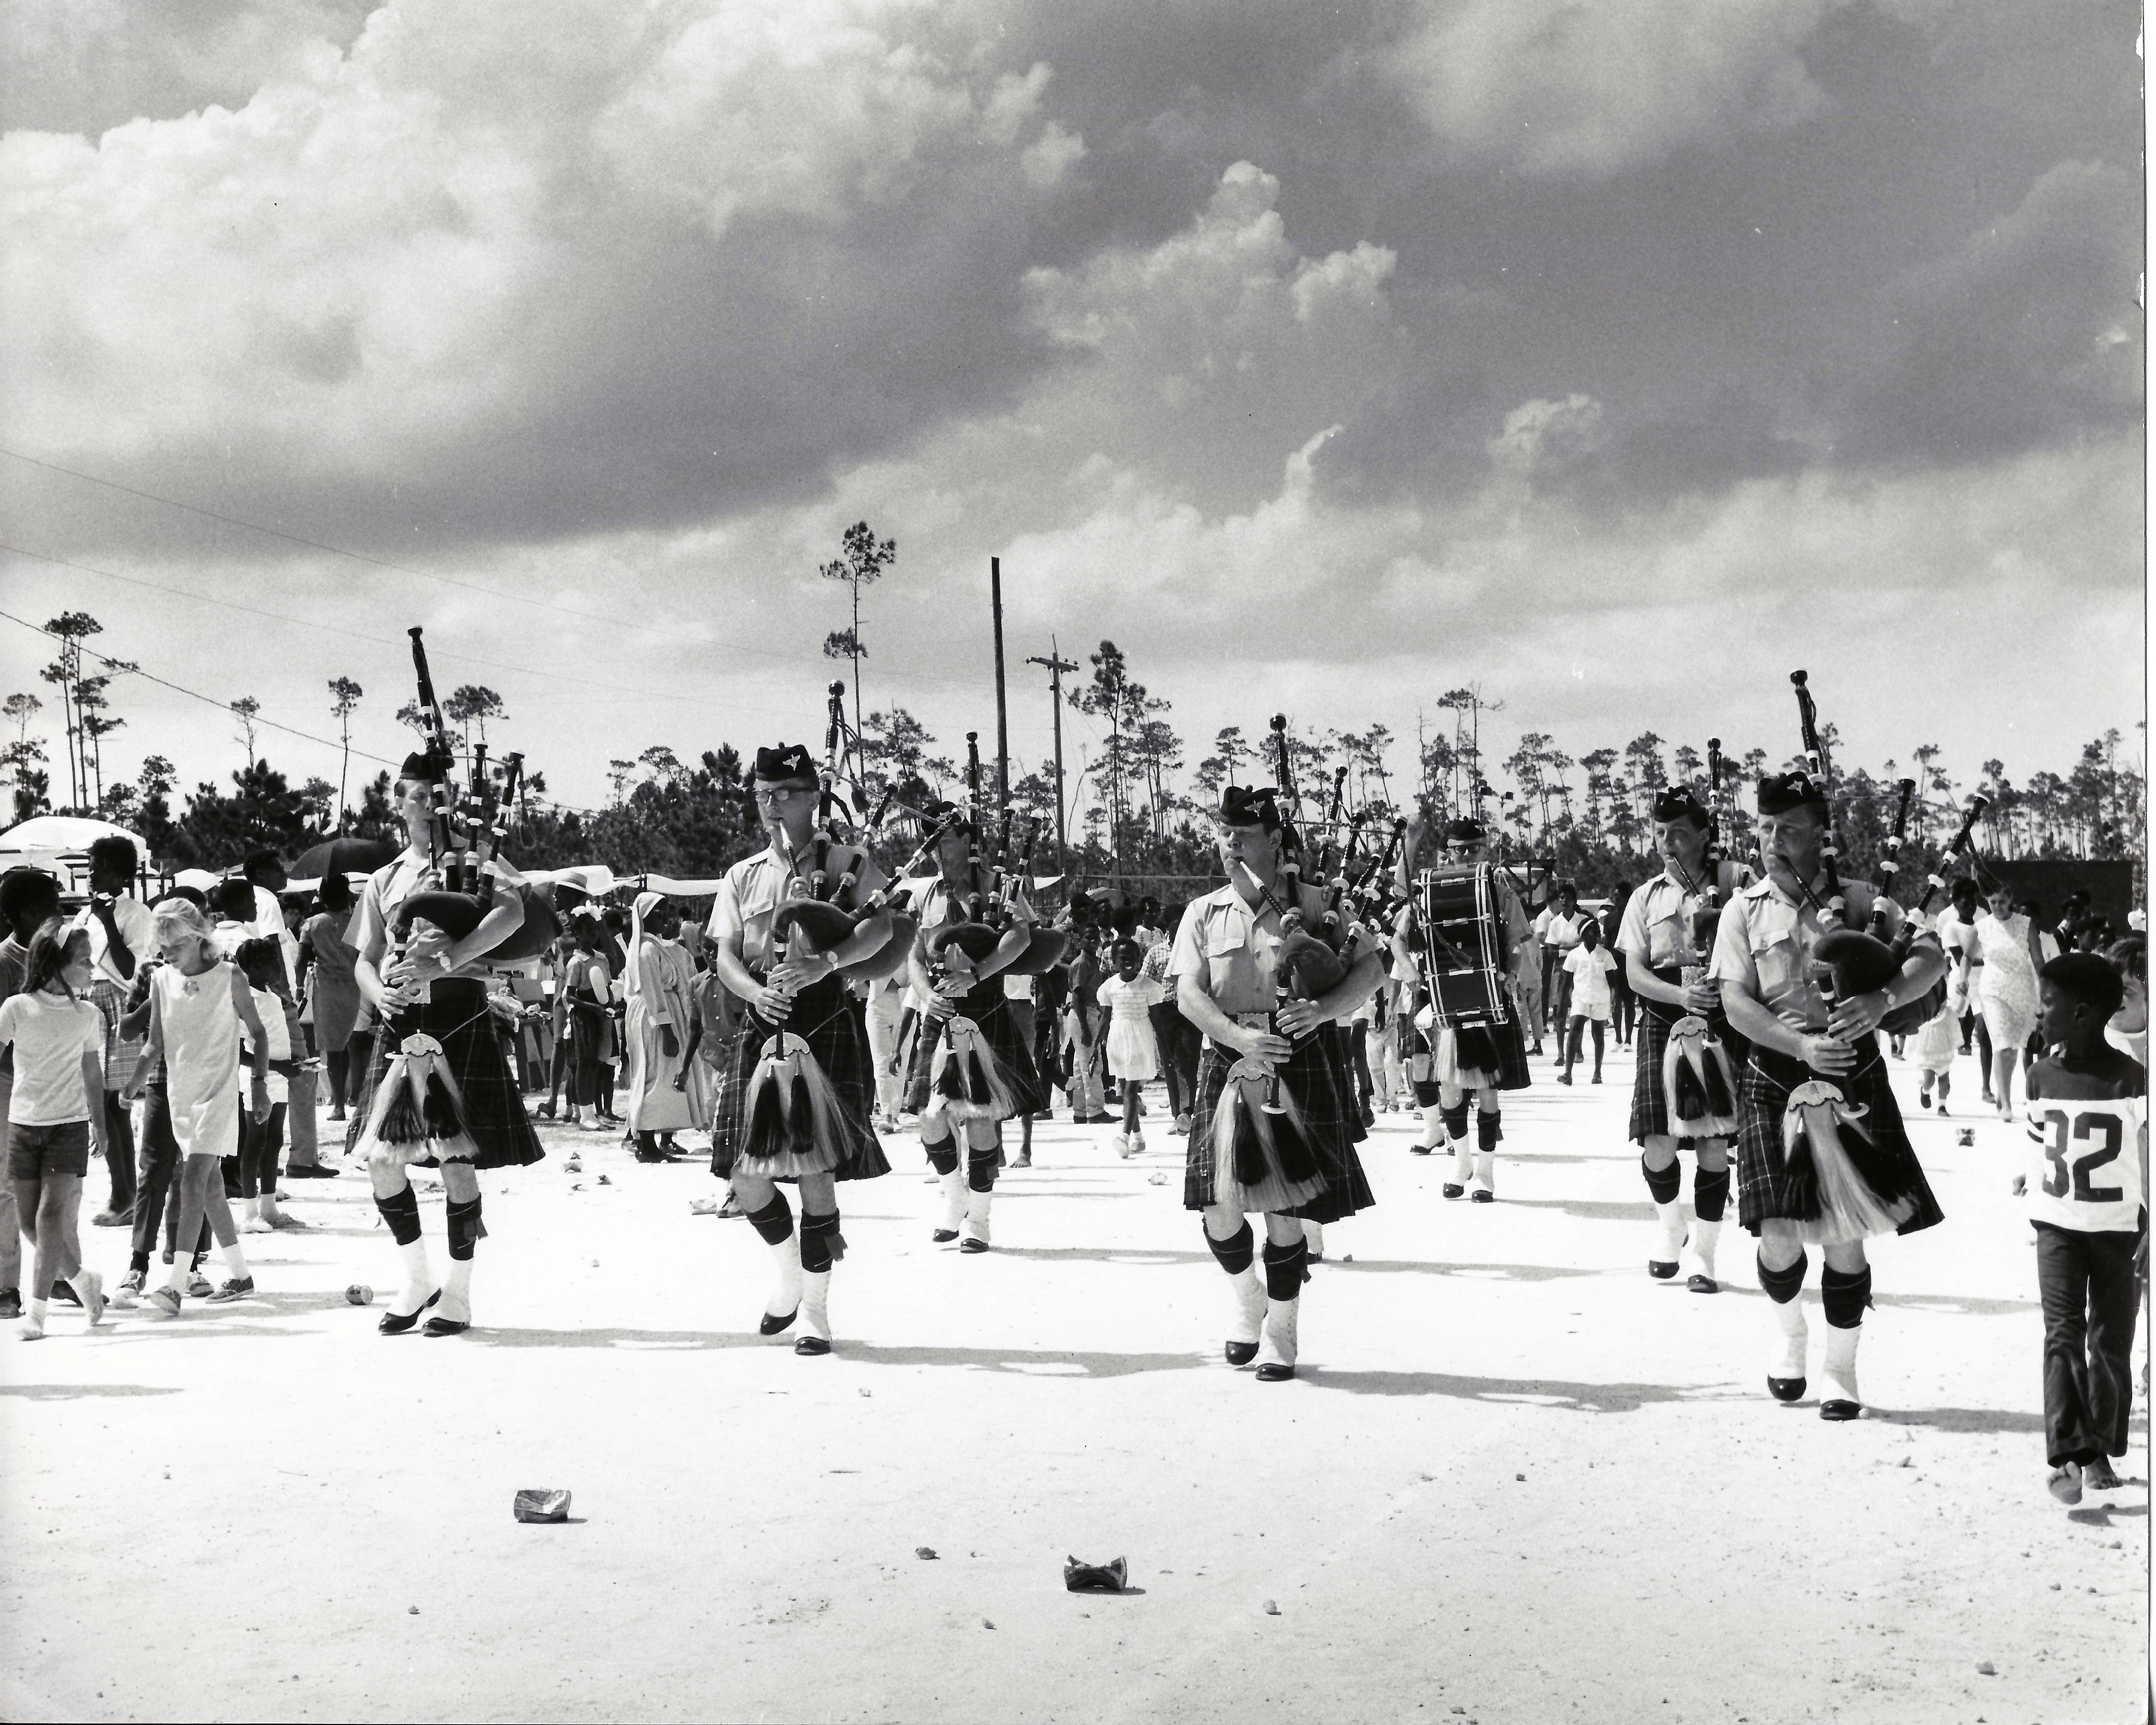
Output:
[1414, 863, 1511, 1030]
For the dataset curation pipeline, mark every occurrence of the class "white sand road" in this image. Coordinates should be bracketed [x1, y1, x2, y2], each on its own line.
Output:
[3, 1040, 2146, 1724]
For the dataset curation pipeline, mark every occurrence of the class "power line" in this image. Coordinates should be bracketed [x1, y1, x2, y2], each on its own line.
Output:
[0, 538, 775, 710]
[0, 602, 399, 767]
[0, 603, 609, 816]
[0, 443, 986, 691]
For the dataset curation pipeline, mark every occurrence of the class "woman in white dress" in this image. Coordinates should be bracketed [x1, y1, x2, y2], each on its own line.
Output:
[1974, 883, 2057, 1120]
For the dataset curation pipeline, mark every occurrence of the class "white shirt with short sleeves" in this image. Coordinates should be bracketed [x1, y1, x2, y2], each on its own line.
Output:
[0, 990, 103, 1124]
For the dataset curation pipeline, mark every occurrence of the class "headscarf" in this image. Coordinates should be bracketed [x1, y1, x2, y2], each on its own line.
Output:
[623, 890, 664, 998]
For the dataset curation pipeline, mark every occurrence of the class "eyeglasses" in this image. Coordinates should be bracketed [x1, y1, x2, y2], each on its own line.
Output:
[752, 786, 814, 808]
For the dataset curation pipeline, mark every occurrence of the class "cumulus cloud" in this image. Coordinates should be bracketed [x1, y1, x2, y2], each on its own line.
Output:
[1387, 0, 1836, 179]
[0, 0, 373, 134]
[1842, 158, 2143, 463]
[0, 0, 1093, 547]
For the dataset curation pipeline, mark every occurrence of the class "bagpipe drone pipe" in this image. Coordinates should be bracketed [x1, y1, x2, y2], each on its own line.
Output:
[1656, 738, 1739, 1139]
[396, 627, 557, 964]
[734, 822, 887, 1174]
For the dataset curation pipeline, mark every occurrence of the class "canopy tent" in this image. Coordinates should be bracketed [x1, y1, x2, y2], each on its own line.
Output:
[0, 815, 150, 887]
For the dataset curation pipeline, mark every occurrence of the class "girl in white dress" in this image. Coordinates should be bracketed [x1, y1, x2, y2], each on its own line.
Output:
[140, 900, 271, 1319]
[1097, 938, 1166, 1157]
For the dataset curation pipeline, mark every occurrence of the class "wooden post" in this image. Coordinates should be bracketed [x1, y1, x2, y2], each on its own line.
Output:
[1026, 639, 1078, 873]
[991, 557, 1009, 812]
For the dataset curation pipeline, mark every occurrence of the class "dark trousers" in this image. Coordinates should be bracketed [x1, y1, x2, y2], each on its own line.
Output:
[226, 1102, 286, 1199]
[2034, 1221, 2141, 1466]
[1148, 1002, 1198, 1119]
[571, 1002, 608, 1109]
[130, 1084, 181, 1272]
[101, 1089, 136, 1213]
[1348, 1021, 1373, 1107]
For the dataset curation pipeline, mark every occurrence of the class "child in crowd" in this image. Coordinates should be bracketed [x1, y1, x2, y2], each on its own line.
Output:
[1559, 917, 1618, 1086]
[1061, 939, 1107, 1124]
[231, 938, 304, 1233]
[1098, 938, 1166, 1158]
[1912, 985, 1960, 1116]
[0, 866, 65, 1319]
[2105, 934, 2146, 1067]
[2012, 953, 2146, 1505]
[138, 900, 271, 1320]
[1, 919, 110, 1338]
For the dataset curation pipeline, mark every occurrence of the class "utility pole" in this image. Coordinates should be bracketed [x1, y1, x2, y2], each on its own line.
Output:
[1026, 638, 1079, 870]
[990, 557, 1009, 813]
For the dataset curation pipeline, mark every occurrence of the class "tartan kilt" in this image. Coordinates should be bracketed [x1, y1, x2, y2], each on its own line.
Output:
[709, 974, 889, 1183]
[901, 985, 1047, 1121]
[1628, 1004, 1740, 1145]
[1184, 1024, 1373, 1223]
[1435, 1014, 1532, 1092]
[1734, 1041, 1942, 1238]
[343, 978, 543, 1170]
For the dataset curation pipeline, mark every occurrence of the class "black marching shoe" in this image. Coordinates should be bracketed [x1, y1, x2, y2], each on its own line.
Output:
[931, 1228, 960, 1244]
[1766, 1373, 1806, 1403]
[1224, 1340, 1259, 1366]
[379, 1289, 441, 1335]
[1648, 1258, 1680, 1280]
[759, 1305, 799, 1337]
[958, 1237, 990, 1255]
[422, 1313, 469, 1338]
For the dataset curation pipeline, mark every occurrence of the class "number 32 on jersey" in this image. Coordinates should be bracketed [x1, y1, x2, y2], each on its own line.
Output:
[2027, 1100, 2146, 1232]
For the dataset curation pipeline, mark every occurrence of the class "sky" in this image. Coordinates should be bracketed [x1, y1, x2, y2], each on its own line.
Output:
[0, 0, 2144, 822]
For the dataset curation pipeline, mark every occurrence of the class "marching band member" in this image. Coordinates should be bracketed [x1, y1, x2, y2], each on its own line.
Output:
[707, 744, 893, 1354]
[347, 751, 544, 1338]
[1172, 786, 1379, 1381]
[1617, 786, 1746, 1293]
[1710, 771, 1947, 1419]
[900, 804, 1046, 1253]
[1401, 813, 1532, 1202]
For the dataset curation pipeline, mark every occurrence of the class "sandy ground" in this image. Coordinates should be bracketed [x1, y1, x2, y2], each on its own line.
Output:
[2, 1038, 2148, 1725]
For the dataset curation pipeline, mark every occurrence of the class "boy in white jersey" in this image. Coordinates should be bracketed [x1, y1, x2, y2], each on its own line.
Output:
[2014, 953, 2147, 1504]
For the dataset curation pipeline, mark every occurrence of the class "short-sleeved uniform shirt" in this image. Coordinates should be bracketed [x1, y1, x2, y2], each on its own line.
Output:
[1709, 872, 1901, 1034]
[708, 841, 892, 971]
[2024, 1055, 2147, 1235]
[1617, 862, 1752, 973]
[1169, 877, 1332, 1021]
[0, 991, 103, 1124]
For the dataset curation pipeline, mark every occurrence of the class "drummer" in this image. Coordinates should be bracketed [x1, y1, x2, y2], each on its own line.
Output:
[1399, 811, 1533, 1202]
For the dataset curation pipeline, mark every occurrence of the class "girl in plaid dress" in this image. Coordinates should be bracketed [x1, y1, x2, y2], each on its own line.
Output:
[1170, 786, 1381, 1381]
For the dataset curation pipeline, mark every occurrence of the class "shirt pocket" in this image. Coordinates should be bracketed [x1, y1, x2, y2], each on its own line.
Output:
[1645, 906, 1687, 967]
[1203, 924, 1246, 997]
[1749, 925, 1798, 1003]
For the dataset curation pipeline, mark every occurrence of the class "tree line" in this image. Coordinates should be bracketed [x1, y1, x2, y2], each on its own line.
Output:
[5, 564, 2143, 902]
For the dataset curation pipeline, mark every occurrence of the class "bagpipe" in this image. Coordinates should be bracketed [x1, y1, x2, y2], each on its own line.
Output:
[1659, 737, 1739, 1138]
[1787, 669, 1961, 1040]
[1209, 717, 1396, 1200]
[1814, 790, 1985, 1040]
[904, 733, 1061, 1124]
[391, 627, 556, 966]
[734, 818, 872, 1174]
